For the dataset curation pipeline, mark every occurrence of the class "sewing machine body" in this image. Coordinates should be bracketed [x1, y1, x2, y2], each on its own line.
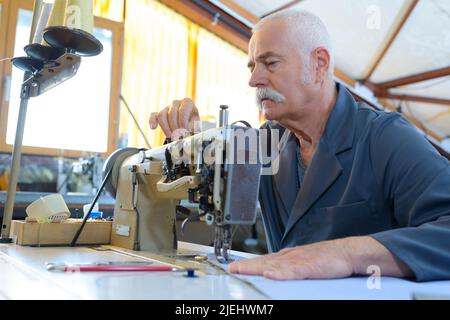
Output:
[111, 154, 180, 253]
[106, 126, 261, 261]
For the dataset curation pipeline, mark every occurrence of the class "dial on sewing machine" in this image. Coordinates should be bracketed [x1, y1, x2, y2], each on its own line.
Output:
[104, 107, 262, 262]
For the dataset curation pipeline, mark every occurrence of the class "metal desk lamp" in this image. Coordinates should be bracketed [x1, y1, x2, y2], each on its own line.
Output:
[0, 0, 103, 242]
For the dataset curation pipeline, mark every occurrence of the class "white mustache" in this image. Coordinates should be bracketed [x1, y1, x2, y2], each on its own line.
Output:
[256, 88, 285, 109]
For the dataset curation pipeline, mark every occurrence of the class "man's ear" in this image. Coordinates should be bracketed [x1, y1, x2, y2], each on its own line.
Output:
[314, 47, 331, 83]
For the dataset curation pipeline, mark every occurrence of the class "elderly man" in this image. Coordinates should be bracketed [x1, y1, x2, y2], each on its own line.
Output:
[150, 9, 450, 281]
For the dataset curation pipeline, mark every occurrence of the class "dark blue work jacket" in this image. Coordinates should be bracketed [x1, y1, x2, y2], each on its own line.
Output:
[259, 83, 450, 281]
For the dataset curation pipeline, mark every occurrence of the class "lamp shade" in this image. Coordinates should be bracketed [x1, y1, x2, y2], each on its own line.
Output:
[29, 0, 95, 46]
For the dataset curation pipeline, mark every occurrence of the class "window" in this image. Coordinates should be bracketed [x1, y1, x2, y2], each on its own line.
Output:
[0, 0, 123, 157]
[120, 0, 261, 148]
[7, 9, 112, 152]
[0, 0, 10, 103]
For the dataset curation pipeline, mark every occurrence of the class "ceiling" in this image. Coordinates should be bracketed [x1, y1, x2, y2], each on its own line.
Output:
[213, 0, 450, 149]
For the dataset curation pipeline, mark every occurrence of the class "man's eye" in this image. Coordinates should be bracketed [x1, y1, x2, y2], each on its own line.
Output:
[267, 61, 279, 67]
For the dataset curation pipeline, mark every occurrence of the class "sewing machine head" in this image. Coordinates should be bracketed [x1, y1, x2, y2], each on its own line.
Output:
[104, 108, 261, 262]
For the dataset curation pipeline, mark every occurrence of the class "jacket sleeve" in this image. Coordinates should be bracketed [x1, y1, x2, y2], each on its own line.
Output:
[369, 113, 450, 282]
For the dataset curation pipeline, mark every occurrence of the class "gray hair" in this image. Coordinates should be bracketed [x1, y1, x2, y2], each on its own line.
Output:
[253, 9, 335, 78]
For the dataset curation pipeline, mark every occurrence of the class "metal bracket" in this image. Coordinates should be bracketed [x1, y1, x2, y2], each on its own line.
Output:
[23, 53, 81, 98]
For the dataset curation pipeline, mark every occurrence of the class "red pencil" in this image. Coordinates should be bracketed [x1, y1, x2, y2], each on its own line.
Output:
[62, 265, 177, 272]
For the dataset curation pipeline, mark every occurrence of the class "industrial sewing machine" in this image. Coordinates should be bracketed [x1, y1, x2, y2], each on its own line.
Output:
[103, 107, 261, 262]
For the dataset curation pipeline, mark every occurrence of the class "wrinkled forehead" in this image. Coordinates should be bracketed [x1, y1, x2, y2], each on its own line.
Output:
[249, 20, 294, 59]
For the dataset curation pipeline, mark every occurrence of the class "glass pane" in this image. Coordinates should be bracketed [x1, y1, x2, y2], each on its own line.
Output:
[7, 9, 112, 153]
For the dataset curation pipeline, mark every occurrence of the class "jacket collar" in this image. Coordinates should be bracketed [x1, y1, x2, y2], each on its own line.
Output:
[322, 82, 357, 154]
[271, 83, 360, 241]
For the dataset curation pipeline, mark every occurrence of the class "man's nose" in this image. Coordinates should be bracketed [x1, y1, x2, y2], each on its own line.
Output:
[249, 65, 268, 88]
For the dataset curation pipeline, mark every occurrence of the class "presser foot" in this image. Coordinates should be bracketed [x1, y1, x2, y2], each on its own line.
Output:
[214, 225, 233, 264]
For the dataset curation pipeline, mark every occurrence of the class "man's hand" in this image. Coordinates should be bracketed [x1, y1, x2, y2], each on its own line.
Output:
[229, 238, 353, 280]
[149, 98, 200, 139]
[229, 236, 414, 280]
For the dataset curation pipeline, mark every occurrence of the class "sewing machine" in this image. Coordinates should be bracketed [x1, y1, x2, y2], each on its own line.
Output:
[103, 107, 261, 262]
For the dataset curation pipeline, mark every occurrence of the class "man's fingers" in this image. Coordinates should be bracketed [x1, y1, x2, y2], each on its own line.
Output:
[230, 262, 265, 275]
[150, 98, 199, 140]
[188, 113, 201, 133]
[228, 251, 282, 274]
[229, 252, 311, 280]
[168, 100, 181, 133]
[157, 107, 172, 137]
[263, 266, 307, 281]
[149, 112, 158, 130]
[229, 257, 278, 275]
[179, 98, 199, 130]
[228, 261, 240, 274]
